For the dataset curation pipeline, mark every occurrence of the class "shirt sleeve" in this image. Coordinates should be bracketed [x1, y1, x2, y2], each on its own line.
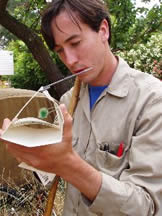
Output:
[82, 98, 162, 216]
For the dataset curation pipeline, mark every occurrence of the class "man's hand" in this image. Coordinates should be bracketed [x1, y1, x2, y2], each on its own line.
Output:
[0, 104, 102, 201]
[0, 104, 74, 176]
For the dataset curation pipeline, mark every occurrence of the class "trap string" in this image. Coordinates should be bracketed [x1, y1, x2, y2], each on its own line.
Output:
[10, 67, 93, 124]
[12, 88, 42, 122]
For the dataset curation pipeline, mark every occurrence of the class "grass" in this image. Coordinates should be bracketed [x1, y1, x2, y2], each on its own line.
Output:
[0, 169, 65, 216]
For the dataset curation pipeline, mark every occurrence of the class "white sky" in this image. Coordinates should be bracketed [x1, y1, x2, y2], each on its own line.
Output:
[135, 0, 161, 9]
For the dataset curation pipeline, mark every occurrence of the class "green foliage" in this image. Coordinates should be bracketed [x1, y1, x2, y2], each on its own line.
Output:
[116, 33, 162, 80]
[104, 0, 162, 79]
[0, 27, 17, 49]
[7, 40, 49, 90]
[0, 0, 46, 48]
[129, 4, 162, 46]
[9, 0, 46, 31]
[106, 0, 136, 50]
[105, 0, 162, 51]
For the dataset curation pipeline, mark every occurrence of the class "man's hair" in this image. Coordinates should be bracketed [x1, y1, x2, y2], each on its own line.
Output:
[41, 0, 111, 50]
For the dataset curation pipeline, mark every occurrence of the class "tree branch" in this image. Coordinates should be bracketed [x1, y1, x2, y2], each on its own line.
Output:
[0, 0, 8, 11]
[0, 10, 71, 99]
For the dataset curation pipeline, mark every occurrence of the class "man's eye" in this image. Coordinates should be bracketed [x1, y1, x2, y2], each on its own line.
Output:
[56, 48, 63, 54]
[71, 41, 81, 46]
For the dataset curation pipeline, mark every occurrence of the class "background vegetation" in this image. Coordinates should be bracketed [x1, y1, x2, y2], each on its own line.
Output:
[0, 0, 161, 99]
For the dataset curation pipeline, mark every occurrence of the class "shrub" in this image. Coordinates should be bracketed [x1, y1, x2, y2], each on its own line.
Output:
[116, 33, 162, 80]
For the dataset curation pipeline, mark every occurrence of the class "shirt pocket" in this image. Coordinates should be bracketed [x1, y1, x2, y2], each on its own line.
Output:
[95, 143, 129, 179]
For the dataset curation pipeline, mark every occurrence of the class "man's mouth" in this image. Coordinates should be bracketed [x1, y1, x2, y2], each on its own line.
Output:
[73, 68, 86, 74]
[73, 67, 93, 75]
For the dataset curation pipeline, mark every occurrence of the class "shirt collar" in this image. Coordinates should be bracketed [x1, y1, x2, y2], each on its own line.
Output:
[81, 56, 130, 98]
[106, 57, 130, 98]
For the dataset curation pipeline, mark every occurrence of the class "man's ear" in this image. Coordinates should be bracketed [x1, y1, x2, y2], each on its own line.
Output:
[99, 19, 109, 43]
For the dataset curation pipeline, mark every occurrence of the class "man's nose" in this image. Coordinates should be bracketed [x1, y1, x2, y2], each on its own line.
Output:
[64, 49, 78, 67]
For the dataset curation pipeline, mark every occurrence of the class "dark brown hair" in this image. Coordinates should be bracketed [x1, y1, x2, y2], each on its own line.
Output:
[41, 0, 111, 50]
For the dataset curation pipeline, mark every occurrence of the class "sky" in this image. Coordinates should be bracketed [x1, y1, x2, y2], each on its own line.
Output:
[135, 0, 161, 9]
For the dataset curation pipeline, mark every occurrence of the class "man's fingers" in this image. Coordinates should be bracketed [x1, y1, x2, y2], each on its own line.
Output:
[0, 118, 11, 136]
[2, 118, 11, 130]
[0, 129, 3, 136]
[59, 104, 73, 140]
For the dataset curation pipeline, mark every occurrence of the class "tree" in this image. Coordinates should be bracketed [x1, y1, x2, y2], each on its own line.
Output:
[0, 0, 71, 99]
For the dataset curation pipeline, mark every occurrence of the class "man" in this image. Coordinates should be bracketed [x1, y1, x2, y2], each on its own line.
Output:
[1, 0, 162, 215]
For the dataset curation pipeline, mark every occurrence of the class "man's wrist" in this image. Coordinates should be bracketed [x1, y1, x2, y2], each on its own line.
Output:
[61, 150, 102, 201]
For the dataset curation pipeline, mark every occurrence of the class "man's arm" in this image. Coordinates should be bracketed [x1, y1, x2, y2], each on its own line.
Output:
[83, 98, 162, 216]
[0, 104, 102, 201]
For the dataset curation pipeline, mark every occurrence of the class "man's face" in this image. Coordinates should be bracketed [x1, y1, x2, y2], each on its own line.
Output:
[51, 10, 110, 86]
